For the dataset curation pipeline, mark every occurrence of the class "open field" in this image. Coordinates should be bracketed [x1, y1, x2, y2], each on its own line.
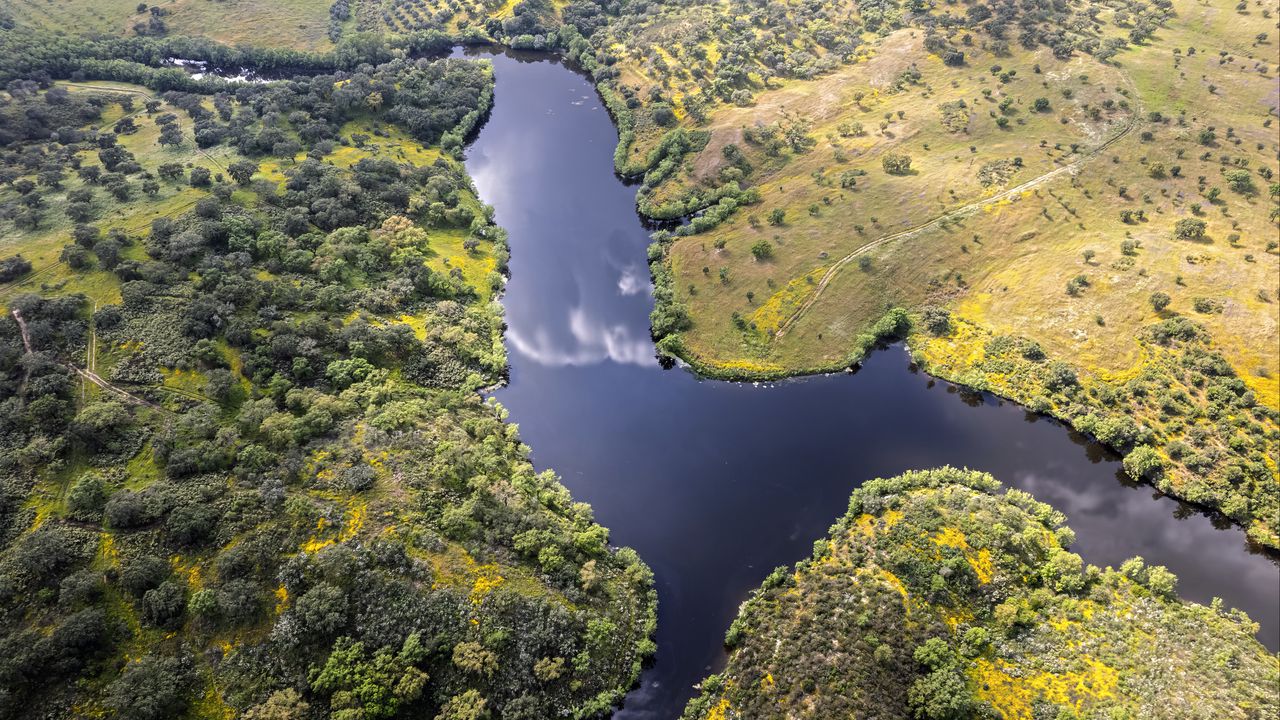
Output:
[665, 12, 1279, 394]
[4, 0, 336, 50]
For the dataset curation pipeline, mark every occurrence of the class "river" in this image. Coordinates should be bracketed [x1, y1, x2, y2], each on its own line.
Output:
[454, 48, 1279, 719]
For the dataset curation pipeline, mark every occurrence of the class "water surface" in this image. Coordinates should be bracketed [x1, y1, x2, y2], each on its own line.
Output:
[457, 48, 1280, 720]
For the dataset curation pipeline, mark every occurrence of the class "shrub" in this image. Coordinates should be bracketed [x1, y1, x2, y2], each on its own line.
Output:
[0, 255, 32, 282]
[921, 306, 951, 336]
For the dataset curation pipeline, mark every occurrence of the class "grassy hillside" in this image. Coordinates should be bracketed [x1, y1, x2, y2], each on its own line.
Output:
[680, 467, 1279, 720]
[0, 59, 654, 719]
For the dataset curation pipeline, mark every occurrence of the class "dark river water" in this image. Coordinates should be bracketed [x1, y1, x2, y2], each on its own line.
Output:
[455, 48, 1280, 719]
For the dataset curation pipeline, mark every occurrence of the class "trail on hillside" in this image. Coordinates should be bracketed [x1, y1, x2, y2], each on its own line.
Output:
[11, 308, 173, 415]
[773, 100, 1140, 340]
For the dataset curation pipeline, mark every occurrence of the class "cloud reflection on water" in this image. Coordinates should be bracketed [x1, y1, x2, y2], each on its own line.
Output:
[507, 306, 656, 368]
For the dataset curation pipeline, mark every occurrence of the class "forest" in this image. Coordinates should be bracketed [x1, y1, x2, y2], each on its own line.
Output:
[0, 49, 655, 719]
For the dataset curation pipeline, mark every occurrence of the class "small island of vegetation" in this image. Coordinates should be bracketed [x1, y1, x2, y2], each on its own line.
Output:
[681, 467, 1279, 720]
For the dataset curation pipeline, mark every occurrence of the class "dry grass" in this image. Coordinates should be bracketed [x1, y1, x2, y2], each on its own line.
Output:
[6, 0, 334, 51]
[663, 5, 1279, 411]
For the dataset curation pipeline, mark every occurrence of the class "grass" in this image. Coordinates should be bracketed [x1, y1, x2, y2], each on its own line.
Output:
[658, 3, 1278, 408]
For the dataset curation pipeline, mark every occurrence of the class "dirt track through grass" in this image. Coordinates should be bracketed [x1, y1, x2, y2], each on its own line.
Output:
[774, 87, 1142, 339]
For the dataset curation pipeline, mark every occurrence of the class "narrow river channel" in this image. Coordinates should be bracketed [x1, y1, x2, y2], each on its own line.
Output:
[455, 48, 1280, 719]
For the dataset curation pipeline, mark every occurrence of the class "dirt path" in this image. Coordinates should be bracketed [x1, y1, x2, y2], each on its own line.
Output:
[774, 100, 1140, 340]
[11, 308, 173, 415]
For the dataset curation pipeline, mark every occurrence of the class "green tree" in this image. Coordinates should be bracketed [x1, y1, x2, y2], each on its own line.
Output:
[1224, 169, 1254, 194]
[105, 655, 193, 720]
[452, 641, 498, 677]
[227, 160, 260, 186]
[882, 153, 913, 175]
[309, 634, 429, 719]
[1123, 445, 1164, 480]
[66, 473, 108, 521]
[436, 690, 489, 720]
[1172, 218, 1206, 241]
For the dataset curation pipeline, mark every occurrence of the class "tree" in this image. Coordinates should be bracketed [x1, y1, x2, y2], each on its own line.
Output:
[452, 641, 498, 677]
[1149, 291, 1170, 312]
[1032, 97, 1051, 112]
[65, 202, 94, 221]
[104, 655, 193, 720]
[1172, 217, 1206, 241]
[243, 689, 311, 720]
[72, 223, 101, 248]
[158, 124, 184, 147]
[1123, 445, 1164, 480]
[71, 400, 130, 448]
[66, 473, 108, 521]
[767, 208, 786, 225]
[908, 664, 975, 720]
[882, 153, 912, 175]
[436, 690, 489, 720]
[921, 306, 951, 335]
[0, 254, 33, 282]
[60, 244, 90, 270]
[227, 160, 259, 186]
[1224, 169, 1254, 194]
[294, 583, 349, 639]
[189, 167, 212, 187]
[750, 238, 773, 260]
[141, 581, 186, 629]
[157, 162, 184, 181]
[308, 634, 429, 719]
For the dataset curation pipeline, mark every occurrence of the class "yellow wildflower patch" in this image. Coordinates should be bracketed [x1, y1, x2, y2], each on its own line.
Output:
[706, 697, 733, 720]
[470, 565, 505, 606]
[930, 526, 994, 584]
[971, 656, 1118, 720]
[749, 268, 826, 336]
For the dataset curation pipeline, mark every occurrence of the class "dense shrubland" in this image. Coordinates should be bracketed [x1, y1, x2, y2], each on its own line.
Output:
[682, 468, 1278, 720]
[0, 56, 654, 719]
